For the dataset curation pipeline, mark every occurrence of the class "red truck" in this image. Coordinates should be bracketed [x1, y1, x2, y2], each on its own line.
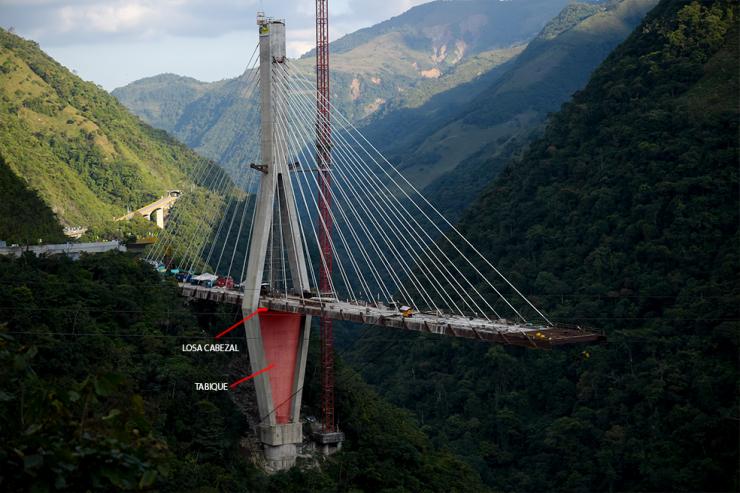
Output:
[215, 276, 235, 289]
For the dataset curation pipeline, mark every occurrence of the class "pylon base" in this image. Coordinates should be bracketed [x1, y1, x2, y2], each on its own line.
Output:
[263, 443, 298, 471]
[258, 422, 303, 471]
[312, 429, 344, 456]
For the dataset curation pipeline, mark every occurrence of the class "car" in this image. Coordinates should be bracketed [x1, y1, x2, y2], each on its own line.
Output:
[216, 276, 235, 289]
[175, 272, 192, 282]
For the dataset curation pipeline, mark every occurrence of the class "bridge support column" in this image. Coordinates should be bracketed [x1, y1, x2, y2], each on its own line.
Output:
[242, 15, 311, 471]
[152, 208, 164, 229]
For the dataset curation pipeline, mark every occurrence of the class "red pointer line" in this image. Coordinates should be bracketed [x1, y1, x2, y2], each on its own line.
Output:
[230, 363, 275, 389]
[215, 307, 268, 339]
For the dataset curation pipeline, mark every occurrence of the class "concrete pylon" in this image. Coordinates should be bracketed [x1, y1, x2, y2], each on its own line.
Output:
[241, 15, 312, 471]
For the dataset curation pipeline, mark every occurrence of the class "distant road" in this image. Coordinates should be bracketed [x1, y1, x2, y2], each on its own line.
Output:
[0, 241, 126, 259]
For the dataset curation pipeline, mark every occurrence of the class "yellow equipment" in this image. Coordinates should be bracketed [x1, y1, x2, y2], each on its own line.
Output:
[399, 305, 414, 318]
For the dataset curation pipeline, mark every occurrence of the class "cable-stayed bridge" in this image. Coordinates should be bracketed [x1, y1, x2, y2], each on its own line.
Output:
[143, 14, 603, 470]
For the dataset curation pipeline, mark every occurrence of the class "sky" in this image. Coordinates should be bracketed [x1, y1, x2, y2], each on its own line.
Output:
[0, 0, 429, 90]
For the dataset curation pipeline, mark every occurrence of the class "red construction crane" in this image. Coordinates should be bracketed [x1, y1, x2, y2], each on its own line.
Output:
[315, 0, 335, 434]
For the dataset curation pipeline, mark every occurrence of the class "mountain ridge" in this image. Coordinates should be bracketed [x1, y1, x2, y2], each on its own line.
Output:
[361, 0, 658, 218]
[113, 0, 570, 175]
[301, 0, 567, 59]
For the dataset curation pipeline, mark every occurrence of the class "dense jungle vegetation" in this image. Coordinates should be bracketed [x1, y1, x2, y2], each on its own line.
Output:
[346, 0, 739, 491]
[0, 153, 65, 244]
[0, 253, 485, 492]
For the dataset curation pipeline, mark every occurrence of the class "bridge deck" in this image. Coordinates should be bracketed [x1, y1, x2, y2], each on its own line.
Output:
[116, 195, 179, 222]
[179, 283, 604, 349]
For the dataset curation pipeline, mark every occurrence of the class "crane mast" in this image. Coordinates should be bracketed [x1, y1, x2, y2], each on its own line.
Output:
[315, 0, 336, 435]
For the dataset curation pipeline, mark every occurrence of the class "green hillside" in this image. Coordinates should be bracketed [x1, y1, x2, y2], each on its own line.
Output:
[108, 73, 225, 134]
[0, 154, 65, 244]
[346, 0, 739, 490]
[113, 0, 569, 176]
[0, 29, 230, 241]
[362, 0, 658, 218]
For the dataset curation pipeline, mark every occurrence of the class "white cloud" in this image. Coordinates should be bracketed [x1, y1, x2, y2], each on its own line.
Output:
[2, 0, 263, 43]
[0, 0, 431, 88]
[58, 2, 155, 34]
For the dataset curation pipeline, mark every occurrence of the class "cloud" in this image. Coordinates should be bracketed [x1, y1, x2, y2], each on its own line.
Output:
[1, 0, 430, 47]
[58, 2, 154, 34]
[1, 0, 264, 44]
[0, 0, 430, 88]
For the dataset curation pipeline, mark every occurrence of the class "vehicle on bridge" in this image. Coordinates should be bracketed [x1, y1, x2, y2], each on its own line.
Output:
[190, 272, 218, 288]
[216, 276, 235, 289]
[175, 271, 193, 283]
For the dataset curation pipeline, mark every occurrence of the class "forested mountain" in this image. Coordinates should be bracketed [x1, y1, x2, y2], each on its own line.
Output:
[346, 0, 739, 491]
[107, 73, 224, 135]
[0, 29, 230, 242]
[113, 0, 569, 175]
[0, 153, 65, 244]
[363, 0, 658, 218]
[0, 253, 486, 492]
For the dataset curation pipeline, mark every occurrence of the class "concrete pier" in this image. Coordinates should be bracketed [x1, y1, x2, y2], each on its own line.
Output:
[240, 15, 312, 471]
